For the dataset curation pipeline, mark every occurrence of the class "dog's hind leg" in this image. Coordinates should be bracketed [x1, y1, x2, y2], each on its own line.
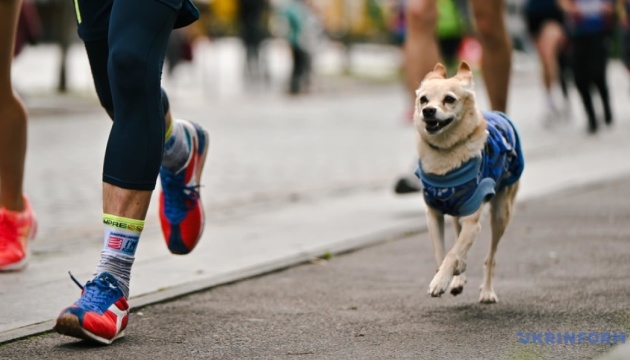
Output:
[480, 182, 519, 304]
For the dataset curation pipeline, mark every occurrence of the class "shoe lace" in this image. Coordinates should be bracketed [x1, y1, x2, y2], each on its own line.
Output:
[161, 169, 201, 223]
[69, 272, 122, 313]
[0, 212, 19, 251]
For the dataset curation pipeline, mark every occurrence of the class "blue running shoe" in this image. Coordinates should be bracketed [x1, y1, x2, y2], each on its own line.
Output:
[54, 272, 129, 345]
[159, 120, 209, 255]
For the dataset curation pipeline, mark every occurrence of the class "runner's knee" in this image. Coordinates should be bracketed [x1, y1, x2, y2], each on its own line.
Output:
[108, 45, 149, 98]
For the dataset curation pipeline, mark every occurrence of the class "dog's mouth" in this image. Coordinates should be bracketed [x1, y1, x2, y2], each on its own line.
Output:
[424, 117, 454, 134]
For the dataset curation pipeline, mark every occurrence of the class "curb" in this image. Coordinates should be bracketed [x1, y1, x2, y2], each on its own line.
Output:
[0, 220, 426, 345]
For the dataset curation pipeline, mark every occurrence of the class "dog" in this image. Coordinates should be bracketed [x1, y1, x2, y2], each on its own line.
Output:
[413, 61, 524, 304]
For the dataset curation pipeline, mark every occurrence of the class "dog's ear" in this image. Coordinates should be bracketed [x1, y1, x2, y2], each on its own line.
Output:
[432, 63, 447, 78]
[423, 63, 447, 81]
[455, 61, 473, 86]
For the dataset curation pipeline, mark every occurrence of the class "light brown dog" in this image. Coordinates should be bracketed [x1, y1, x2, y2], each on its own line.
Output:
[414, 62, 523, 303]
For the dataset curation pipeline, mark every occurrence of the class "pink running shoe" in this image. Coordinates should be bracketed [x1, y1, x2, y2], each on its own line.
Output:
[159, 120, 209, 255]
[0, 196, 37, 271]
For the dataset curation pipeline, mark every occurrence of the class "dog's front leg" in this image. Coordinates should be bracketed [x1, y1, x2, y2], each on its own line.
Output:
[449, 217, 466, 295]
[429, 208, 482, 297]
[425, 206, 446, 269]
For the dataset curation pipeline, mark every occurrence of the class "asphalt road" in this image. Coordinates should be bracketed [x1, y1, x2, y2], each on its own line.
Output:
[1, 176, 629, 360]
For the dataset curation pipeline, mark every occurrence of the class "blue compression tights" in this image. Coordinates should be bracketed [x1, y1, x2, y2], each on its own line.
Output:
[76, 0, 180, 190]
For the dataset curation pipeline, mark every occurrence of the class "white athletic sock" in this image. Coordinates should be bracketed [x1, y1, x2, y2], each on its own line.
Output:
[93, 214, 144, 298]
[162, 119, 191, 172]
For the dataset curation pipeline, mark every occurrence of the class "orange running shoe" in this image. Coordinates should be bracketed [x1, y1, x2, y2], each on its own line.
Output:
[0, 196, 37, 271]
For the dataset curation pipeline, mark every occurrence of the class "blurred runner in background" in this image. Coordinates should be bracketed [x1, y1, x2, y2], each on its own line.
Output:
[0, 0, 38, 272]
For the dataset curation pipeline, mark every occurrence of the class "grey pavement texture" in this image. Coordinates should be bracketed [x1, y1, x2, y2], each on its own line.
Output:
[1, 175, 628, 360]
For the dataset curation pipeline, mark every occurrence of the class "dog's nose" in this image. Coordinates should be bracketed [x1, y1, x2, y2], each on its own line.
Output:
[422, 107, 436, 118]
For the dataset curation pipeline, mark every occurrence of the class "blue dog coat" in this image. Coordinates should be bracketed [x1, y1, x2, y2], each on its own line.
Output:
[415, 111, 524, 217]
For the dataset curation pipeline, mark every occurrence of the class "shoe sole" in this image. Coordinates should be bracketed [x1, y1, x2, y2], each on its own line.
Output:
[54, 313, 124, 345]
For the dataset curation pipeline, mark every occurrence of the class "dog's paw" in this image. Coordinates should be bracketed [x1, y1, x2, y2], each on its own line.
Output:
[449, 274, 467, 296]
[479, 289, 498, 304]
[428, 272, 453, 297]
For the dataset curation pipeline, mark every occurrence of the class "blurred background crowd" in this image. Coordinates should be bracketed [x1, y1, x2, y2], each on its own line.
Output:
[11, 0, 517, 97]
[11, 0, 630, 129]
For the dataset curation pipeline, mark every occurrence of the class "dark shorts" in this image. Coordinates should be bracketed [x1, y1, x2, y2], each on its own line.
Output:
[71, 0, 198, 41]
[438, 37, 463, 63]
[524, 10, 565, 38]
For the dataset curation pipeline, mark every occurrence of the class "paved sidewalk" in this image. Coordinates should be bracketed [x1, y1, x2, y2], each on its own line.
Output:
[2, 43, 630, 349]
[1, 174, 628, 360]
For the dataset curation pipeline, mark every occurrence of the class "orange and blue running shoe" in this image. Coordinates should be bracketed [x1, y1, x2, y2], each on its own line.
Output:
[0, 196, 37, 271]
[54, 272, 129, 345]
[159, 120, 209, 255]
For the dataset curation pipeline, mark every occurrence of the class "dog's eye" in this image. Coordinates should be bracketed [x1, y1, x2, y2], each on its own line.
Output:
[443, 95, 456, 104]
[419, 96, 428, 104]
